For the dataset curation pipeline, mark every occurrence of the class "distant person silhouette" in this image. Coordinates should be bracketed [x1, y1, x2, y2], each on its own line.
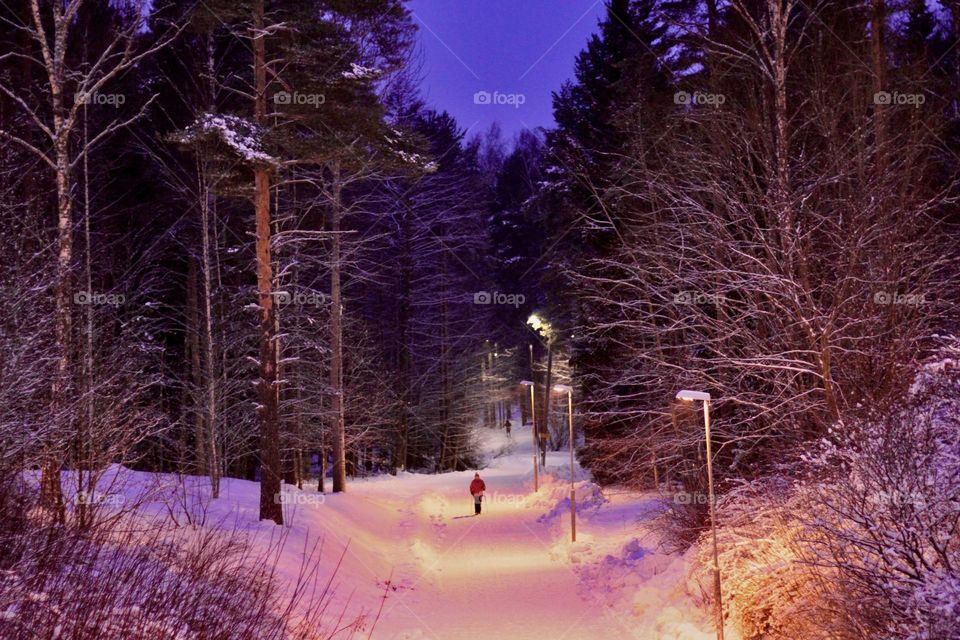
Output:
[469, 472, 486, 515]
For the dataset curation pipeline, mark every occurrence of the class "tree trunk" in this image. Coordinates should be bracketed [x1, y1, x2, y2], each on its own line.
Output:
[186, 256, 205, 474]
[293, 342, 304, 489]
[395, 199, 411, 471]
[254, 0, 282, 524]
[541, 340, 553, 463]
[78, 102, 94, 528]
[200, 178, 220, 497]
[871, 0, 888, 155]
[42, 122, 71, 525]
[438, 249, 451, 470]
[330, 162, 347, 493]
[486, 346, 495, 428]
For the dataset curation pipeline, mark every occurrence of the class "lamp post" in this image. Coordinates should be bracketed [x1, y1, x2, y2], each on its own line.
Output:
[676, 389, 723, 640]
[525, 343, 534, 428]
[527, 314, 553, 469]
[520, 380, 538, 492]
[554, 383, 575, 542]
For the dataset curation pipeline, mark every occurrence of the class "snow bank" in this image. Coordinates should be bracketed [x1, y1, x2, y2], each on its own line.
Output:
[34, 421, 723, 639]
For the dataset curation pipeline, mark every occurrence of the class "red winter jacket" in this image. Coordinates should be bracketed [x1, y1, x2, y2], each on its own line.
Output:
[470, 478, 486, 496]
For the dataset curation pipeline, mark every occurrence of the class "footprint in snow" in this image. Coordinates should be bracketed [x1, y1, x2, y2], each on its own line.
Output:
[376, 578, 414, 593]
[429, 514, 448, 540]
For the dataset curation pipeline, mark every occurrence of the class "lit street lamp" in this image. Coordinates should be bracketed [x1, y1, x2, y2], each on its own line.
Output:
[676, 389, 723, 640]
[527, 314, 554, 469]
[554, 383, 575, 542]
[520, 380, 538, 492]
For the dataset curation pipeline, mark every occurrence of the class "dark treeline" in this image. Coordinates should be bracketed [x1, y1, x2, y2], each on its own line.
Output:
[530, 0, 960, 483]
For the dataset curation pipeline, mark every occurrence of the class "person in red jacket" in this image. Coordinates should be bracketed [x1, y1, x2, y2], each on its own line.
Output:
[469, 472, 486, 515]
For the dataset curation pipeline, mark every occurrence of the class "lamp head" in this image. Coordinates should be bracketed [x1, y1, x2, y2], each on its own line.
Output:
[527, 313, 553, 338]
[676, 389, 711, 402]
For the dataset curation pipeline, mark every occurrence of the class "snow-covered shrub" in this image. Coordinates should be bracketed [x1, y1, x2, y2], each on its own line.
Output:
[688, 478, 828, 640]
[682, 339, 960, 640]
[653, 473, 714, 553]
[802, 342, 960, 639]
[906, 572, 960, 640]
[0, 478, 358, 639]
[654, 495, 709, 554]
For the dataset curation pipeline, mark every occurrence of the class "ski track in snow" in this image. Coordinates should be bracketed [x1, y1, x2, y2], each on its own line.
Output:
[68, 419, 723, 640]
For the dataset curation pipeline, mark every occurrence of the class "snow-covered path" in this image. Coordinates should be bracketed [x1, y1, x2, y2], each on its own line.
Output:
[272, 420, 720, 640]
[360, 427, 635, 639]
[97, 419, 720, 639]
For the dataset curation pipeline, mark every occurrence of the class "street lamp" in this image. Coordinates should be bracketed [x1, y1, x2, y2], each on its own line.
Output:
[554, 383, 575, 542]
[676, 389, 723, 640]
[527, 314, 554, 469]
[520, 380, 538, 492]
[526, 313, 552, 336]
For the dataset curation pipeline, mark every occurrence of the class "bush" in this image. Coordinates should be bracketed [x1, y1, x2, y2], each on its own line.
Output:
[0, 475, 359, 639]
[653, 491, 710, 555]
[688, 478, 829, 640]
[687, 341, 960, 640]
[801, 349, 960, 639]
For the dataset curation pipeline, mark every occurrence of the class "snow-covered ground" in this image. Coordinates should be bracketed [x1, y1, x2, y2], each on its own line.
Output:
[67, 419, 725, 639]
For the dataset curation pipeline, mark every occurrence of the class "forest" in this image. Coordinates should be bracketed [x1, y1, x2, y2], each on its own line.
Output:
[0, 1, 958, 638]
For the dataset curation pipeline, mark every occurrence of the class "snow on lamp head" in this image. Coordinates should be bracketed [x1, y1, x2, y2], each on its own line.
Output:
[526, 313, 553, 339]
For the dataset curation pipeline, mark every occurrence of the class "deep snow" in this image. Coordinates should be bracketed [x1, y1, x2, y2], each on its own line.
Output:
[59, 419, 726, 639]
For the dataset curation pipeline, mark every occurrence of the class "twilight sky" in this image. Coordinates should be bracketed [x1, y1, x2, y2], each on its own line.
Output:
[408, 0, 608, 142]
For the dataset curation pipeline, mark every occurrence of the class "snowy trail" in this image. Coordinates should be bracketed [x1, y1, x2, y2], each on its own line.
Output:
[364, 428, 636, 639]
[282, 420, 719, 640]
[398, 518, 628, 639]
[95, 419, 719, 639]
